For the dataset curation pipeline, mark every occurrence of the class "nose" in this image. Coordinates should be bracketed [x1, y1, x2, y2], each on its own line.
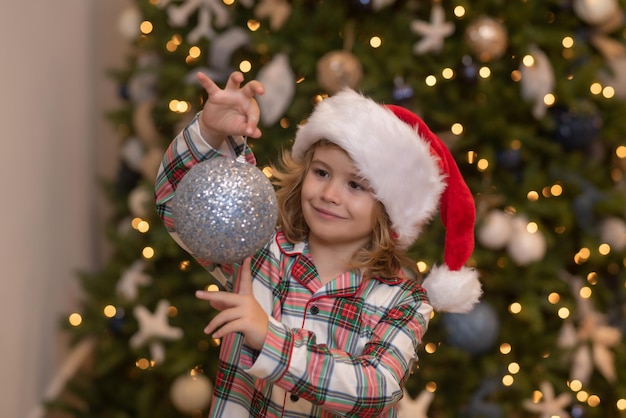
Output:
[321, 180, 341, 204]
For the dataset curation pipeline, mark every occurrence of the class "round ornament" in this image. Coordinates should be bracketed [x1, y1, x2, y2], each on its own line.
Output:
[552, 106, 602, 151]
[170, 373, 213, 414]
[442, 301, 500, 356]
[600, 217, 626, 251]
[172, 158, 278, 264]
[317, 51, 363, 94]
[573, 0, 619, 26]
[464, 17, 508, 62]
[458, 55, 479, 83]
[507, 218, 546, 265]
[477, 210, 513, 250]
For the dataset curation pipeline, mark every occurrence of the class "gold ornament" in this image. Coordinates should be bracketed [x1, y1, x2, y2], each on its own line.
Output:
[316, 50, 363, 94]
[464, 17, 508, 62]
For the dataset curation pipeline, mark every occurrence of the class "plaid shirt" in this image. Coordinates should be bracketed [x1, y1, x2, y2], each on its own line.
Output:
[155, 116, 433, 417]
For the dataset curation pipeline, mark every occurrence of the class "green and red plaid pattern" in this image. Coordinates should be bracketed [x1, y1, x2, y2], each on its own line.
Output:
[155, 116, 433, 417]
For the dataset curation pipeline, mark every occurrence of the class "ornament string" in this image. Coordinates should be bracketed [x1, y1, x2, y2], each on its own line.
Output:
[236, 136, 249, 163]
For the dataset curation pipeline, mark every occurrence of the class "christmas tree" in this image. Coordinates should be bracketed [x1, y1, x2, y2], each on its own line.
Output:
[47, 0, 626, 417]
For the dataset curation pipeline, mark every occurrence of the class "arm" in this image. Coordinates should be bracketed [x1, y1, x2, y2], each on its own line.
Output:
[248, 286, 432, 417]
[154, 72, 265, 269]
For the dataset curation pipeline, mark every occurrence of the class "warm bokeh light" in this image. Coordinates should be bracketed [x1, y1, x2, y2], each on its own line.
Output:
[68, 313, 83, 327]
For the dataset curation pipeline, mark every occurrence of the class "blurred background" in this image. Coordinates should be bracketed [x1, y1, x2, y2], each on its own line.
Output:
[2, 1, 626, 417]
[0, 1, 128, 417]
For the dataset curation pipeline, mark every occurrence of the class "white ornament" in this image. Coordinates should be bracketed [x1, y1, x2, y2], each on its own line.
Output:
[522, 381, 572, 418]
[128, 53, 160, 103]
[255, 0, 292, 31]
[120, 137, 145, 172]
[477, 210, 513, 250]
[130, 300, 184, 363]
[507, 217, 546, 265]
[118, 6, 142, 40]
[573, 0, 619, 25]
[170, 373, 213, 413]
[520, 45, 555, 119]
[397, 389, 434, 418]
[372, 0, 396, 10]
[599, 216, 626, 251]
[128, 186, 153, 218]
[162, 0, 231, 42]
[209, 27, 251, 71]
[256, 54, 296, 126]
[411, 4, 455, 54]
[559, 273, 622, 384]
[116, 260, 152, 301]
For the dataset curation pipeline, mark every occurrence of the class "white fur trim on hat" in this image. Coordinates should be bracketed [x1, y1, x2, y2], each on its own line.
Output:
[422, 265, 482, 313]
[292, 89, 446, 249]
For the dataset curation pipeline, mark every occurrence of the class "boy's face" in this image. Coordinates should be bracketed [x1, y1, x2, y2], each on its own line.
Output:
[300, 144, 377, 252]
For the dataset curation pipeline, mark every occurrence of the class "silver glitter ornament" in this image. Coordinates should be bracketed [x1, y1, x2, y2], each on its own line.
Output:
[172, 158, 278, 264]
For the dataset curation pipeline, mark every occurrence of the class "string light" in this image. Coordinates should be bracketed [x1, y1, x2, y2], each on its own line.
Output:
[68, 313, 83, 327]
[103, 305, 117, 318]
[140, 21, 153, 35]
[442, 67, 454, 79]
[246, 19, 260, 31]
[142, 247, 155, 259]
[453, 6, 466, 17]
[239, 60, 252, 72]
[369, 36, 382, 48]
[509, 302, 522, 314]
[547, 292, 560, 304]
[424, 342, 437, 354]
[568, 379, 583, 392]
[451, 123, 463, 135]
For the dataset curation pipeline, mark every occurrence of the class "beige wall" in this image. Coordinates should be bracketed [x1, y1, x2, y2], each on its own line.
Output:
[0, 1, 128, 416]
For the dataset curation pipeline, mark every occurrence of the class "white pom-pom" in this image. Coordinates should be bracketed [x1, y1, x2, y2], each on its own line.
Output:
[422, 265, 481, 313]
[477, 210, 513, 249]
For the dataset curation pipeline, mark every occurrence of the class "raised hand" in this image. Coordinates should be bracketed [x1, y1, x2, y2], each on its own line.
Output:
[195, 257, 269, 350]
[197, 72, 265, 147]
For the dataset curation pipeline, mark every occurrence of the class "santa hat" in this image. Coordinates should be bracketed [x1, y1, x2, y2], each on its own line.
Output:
[292, 89, 481, 313]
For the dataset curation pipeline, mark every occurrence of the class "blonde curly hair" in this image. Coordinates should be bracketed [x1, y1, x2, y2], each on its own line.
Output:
[270, 140, 417, 280]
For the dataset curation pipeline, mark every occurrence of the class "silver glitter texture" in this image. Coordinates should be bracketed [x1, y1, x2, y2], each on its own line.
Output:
[172, 158, 278, 264]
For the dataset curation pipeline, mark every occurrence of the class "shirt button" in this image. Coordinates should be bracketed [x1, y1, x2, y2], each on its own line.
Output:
[290, 394, 299, 402]
[310, 305, 319, 315]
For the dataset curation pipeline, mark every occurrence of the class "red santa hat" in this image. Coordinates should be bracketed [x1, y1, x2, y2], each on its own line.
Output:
[292, 89, 481, 313]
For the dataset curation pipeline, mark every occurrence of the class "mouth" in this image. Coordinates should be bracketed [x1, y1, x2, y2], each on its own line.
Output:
[313, 206, 345, 220]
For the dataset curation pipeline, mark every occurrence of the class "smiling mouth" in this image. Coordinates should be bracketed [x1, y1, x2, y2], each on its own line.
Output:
[313, 206, 345, 220]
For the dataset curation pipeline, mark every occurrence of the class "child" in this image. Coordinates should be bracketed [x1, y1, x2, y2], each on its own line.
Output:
[154, 71, 481, 417]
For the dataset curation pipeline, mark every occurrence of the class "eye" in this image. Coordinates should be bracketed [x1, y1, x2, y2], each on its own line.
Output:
[314, 168, 329, 178]
[348, 180, 365, 191]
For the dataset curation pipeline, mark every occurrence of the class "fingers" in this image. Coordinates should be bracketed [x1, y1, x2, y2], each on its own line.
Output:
[196, 72, 222, 96]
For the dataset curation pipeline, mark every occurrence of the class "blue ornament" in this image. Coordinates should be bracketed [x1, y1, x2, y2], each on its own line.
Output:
[552, 106, 602, 151]
[442, 301, 500, 355]
[172, 158, 278, 264]
[459, 55, 479, 83]
[496, 148, 522, 170]
[392, 77, 414, 104]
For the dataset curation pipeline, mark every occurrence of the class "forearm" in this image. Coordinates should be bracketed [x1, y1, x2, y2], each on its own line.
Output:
[245, 317, 416, 417]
